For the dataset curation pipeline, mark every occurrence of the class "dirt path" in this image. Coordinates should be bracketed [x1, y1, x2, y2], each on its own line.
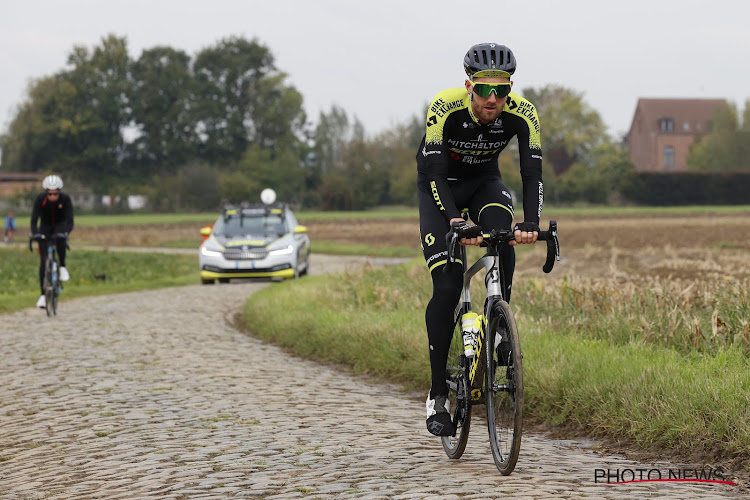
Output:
[0, 255, 745, 499]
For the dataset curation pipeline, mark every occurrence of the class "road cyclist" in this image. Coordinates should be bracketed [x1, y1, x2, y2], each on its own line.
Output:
[416, 42, 545, 437]
[30, 175, 74, 309]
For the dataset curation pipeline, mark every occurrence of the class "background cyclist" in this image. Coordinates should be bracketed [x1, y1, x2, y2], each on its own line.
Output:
[30, 175, 74, 309]
[417, 43, 544, 436]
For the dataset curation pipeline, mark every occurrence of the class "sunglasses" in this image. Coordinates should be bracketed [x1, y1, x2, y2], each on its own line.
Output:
[46, 191, 60, 196]
[469, 81, 512, 99]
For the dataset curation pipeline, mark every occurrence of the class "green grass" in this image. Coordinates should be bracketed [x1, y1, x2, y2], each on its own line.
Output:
[0, 245, 197, 314]
[242, 259, 750, 464]
[526, 330, 750, 455]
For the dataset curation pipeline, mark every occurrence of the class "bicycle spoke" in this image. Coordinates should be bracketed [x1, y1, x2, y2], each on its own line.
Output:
[486, 302, 523, 475]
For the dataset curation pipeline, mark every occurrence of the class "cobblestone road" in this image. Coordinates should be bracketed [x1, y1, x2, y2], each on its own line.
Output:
[0, 256, 745, 499]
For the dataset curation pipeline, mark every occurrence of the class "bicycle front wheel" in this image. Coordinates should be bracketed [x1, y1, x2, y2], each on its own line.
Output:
[51, 270, 59, 315]
[44, 260, 55, 317]
[486, 301, 523, 475]
[441, 315, 471, 459]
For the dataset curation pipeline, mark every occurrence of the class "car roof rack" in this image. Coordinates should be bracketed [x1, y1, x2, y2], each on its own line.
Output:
[222, 201, 288, 220]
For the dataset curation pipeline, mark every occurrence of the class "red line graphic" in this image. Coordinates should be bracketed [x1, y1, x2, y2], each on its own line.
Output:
[605, 479, 738, 486]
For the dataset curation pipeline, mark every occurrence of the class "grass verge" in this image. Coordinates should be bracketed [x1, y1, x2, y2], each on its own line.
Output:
[242, 259, 750, 468]
[0, 245, 197, 314]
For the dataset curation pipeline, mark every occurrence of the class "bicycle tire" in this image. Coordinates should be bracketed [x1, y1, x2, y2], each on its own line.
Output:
[44, 259, 54, 317]
[441, 317, 471, 458]
[51, 263, 59, 315]
[486, 301, 523, 475]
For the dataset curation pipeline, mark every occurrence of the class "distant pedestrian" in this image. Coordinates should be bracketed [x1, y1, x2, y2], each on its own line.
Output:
[4, 211, 15, 243]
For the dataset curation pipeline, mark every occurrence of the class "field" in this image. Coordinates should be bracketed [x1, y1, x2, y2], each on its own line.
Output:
[71, 209, 750, 276]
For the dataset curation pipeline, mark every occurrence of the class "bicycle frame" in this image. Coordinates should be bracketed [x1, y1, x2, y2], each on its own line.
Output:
[30, 234, 66, 316]
[454, 240, 509, 397]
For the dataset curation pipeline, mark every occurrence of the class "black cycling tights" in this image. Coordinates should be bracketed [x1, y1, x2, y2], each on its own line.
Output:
[38, 238, 67, 295]
[426, 245, 515, 398]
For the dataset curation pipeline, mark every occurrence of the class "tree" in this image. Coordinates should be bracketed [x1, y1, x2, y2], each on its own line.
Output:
[65, 35, 132, 188]
[551, 142, 635, 204]
[191, 37, 276, 163]
[0, 74, 78, 174]
[231, 144, 307, 205]
[688, 101, 750, 172]
[128, 46, 197, 173]
[0, 35, 132, 192]
[522, 85, 608, 176]
[312, 105, 357, 175]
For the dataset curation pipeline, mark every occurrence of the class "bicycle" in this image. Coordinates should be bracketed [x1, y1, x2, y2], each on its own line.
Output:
[29, 233, 68, 317]
[440, 219, 560, 475]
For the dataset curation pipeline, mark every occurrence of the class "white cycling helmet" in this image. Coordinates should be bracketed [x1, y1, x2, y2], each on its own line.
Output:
[42, 175, 64, 190]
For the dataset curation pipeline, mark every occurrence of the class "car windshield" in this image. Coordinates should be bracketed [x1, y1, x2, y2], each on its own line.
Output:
[213, 211, 288, 237]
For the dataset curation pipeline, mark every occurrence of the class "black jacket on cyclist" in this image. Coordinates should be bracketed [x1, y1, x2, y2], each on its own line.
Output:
[31, 192, 75, 236]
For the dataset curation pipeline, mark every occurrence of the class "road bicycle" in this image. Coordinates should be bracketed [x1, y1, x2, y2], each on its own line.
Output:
[441, 219, 559, 475]
[29, 233, 68, 317]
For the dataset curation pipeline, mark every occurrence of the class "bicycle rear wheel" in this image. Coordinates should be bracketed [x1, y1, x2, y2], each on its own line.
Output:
[441, 315, 471, 458]
[486, 301, 523, 475]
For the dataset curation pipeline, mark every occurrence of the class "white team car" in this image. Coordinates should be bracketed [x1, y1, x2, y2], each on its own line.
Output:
[199, 195, 310, 284]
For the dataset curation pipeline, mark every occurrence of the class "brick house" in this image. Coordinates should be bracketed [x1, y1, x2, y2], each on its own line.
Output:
[625, 98, 727, 172]
[0, 172, 43, 197]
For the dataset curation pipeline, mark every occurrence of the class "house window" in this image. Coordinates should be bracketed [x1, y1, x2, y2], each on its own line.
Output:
[664, 146, 675, 168]
[659, 118, 674, 133]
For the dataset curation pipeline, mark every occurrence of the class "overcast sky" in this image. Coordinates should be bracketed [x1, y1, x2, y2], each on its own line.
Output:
[1, 0, 749, 143]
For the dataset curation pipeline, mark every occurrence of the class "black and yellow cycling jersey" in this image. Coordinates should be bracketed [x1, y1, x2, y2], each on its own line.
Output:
[416, 88, 543, 224]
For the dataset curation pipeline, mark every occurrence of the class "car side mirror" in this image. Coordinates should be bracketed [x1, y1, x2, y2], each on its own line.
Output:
[200, 226, 212, 237]
[294, 225, 308, 234]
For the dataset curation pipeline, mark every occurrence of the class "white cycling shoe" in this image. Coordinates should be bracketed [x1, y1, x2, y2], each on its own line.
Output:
[426, 393, 454, 436]
[36, 295, 46, 308]
[59, 267, 70, 281]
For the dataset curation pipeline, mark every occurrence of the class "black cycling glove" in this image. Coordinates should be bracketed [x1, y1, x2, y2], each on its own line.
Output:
[452, 220, 483, 239]
[514, 222, 540, 233]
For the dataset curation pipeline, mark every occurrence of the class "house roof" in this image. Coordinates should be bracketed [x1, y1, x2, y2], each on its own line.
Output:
[627, 98, 727, 138]
[0, 172, 44, 182]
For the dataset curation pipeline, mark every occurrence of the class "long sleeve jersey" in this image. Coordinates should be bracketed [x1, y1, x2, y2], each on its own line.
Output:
[416, 88, 544, 223]
[30, 192, 75, 235]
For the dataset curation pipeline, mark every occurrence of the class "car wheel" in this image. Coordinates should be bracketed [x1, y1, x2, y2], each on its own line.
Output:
[218, 278, 230, 284]
[201, 278, 215, 285]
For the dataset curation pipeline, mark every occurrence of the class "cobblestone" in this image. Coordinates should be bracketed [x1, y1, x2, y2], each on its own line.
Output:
[0, 255, 746, 498]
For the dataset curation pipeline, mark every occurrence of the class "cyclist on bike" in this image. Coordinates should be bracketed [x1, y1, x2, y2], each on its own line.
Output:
[418, 43, 544, 436]
[30, 175, 74, 309]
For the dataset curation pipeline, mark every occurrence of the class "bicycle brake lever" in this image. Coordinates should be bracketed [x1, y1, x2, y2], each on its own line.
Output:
[542, 220, 560, 274]
[443, 231, 459, 274]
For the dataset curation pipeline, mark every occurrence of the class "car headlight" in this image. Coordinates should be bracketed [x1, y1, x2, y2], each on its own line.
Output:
[201, 246, 222, 258]
[268, 244, 294, 256]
